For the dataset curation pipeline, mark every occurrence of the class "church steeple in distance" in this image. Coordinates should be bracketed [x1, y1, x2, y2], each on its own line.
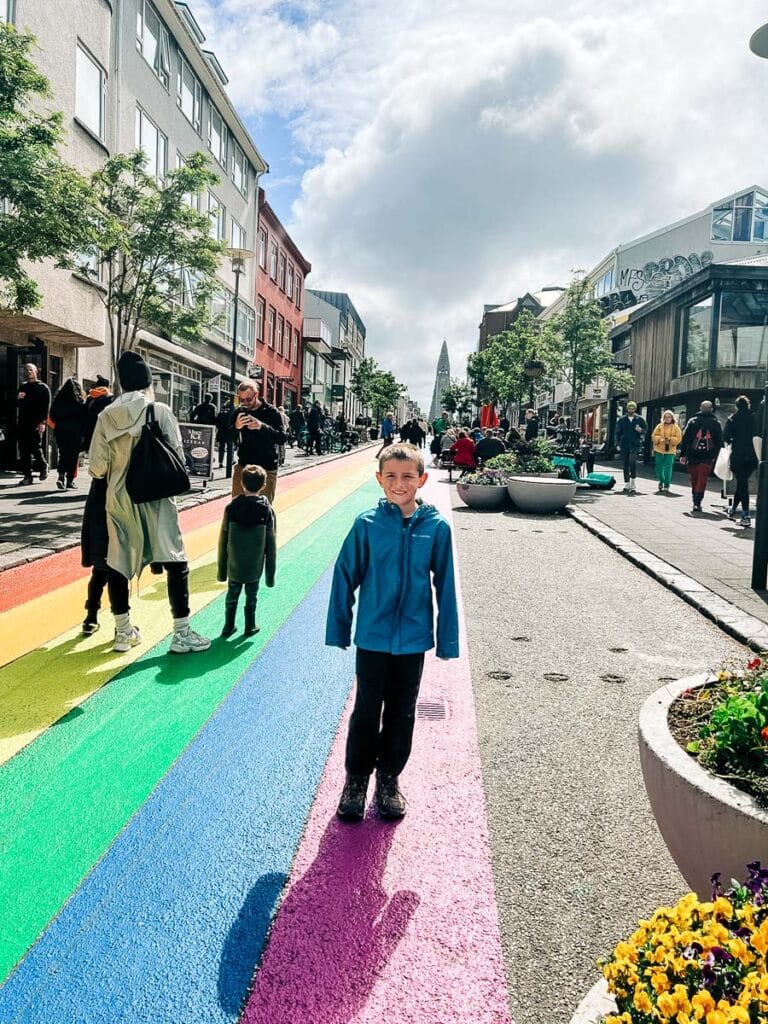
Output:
[428, 340, 451, 422]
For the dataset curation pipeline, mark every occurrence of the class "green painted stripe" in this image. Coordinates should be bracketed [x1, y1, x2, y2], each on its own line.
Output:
[0, 479, 378, 983]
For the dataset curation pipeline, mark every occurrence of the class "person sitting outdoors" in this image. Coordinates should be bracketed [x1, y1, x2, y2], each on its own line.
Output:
[474, 428, 506, 465]
[449, 430, 477, 476]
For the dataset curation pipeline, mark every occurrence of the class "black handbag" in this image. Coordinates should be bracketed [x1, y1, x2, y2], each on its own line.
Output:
[125, 403, 190, 504]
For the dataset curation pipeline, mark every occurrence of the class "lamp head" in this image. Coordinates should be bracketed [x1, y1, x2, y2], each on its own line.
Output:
[749, 23, 768, 58]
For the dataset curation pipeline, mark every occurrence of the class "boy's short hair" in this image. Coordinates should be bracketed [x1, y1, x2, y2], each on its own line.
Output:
[378, 443, 424, 475]
[241, 464, 267, 493]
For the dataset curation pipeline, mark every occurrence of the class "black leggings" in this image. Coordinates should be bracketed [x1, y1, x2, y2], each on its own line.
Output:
[733, 468, 752, 514]
[105, 563, 190, 618]
[56, 441, 80, 484]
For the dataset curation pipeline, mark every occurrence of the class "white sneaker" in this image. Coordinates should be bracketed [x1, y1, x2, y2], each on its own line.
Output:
[113, 625, 142, 653]
[629, 480, 636, 494]
[169, 628, 211, 654]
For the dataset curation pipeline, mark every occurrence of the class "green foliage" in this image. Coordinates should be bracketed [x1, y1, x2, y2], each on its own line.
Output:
[441, 378, 472, 416]
[487, 437, 554, 476]
[483, 311, 552, 411]
[88, 150, 225, 380]
[349, 356, 405, 422]
[466, 350, 494, 402]
[0, 22, 95, 310]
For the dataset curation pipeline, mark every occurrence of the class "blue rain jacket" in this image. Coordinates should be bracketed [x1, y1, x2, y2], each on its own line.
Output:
[326, 498, 459, 659]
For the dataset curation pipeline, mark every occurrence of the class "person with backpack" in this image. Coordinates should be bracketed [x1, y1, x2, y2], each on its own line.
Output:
[680, 400, 723, 513]
[723, 395, 759, 527]
[615, 401, 647, 494]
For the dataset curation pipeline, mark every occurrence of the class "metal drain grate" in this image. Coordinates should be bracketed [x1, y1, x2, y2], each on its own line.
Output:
[609, 647, 628, 654]
[417, 699, 447, 721]
[487, 670, 512, 681]
[601, 673, 626, 684]
[543, 672, 570, 683]
[511, 636, 531, 643]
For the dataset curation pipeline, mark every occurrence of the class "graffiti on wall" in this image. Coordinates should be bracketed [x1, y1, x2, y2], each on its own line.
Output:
[618, 251, 713, 302]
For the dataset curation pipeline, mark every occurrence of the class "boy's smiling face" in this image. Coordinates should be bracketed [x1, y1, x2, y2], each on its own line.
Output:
[376, 458, 428, 517]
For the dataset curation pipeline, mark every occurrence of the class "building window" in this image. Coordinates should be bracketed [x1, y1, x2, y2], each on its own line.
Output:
[716, 290, 768, 369]
[75, 43, 106, 140]
[278, 253, 286, 291]
[177, 56, 202, 132]
[231, 140, 247, 195]
[593, 267, 614, 299]
[75, 247, 100, 279]
[0, 1, 15, 22]
[206, 191, 225, 241]
[711, 191, 768, 243]
[136, 0, 171, 89]
[269, 241, 278, 280]
[268, 307, 275, 347]
[295, 275, 302, 310]
[285, 320, 292, 356]
[277, 315, 284, 355]
[293, 329, 299, 365]
[258, 227, 267, 270]
[236, 303, 255, 357]
[286, 263, 294, 300]
[208, 104, 227, 166]
[256, 296, 265, 342]
[176, 153, 201, 210]
[230, 218, 246, 251]
[679, 295, 712, 375]
[135, 106, 167, 181]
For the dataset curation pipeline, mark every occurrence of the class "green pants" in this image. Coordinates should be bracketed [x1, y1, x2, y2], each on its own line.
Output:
[655, 452, 675, 487]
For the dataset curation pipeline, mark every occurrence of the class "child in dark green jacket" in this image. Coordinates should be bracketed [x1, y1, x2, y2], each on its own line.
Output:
[217, 464, 276, 637]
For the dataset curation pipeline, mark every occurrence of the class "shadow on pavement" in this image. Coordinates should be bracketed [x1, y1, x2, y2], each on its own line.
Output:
[238, 816, 418, 1024]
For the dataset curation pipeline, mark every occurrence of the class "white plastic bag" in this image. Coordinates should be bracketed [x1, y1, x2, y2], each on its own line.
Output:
[714, 443, 732, 482]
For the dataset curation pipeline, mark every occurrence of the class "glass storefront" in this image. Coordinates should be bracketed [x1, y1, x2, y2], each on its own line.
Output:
[140, 349, 202, 423]
[716, 290, 768, 369]
[680, 295, 712, 374]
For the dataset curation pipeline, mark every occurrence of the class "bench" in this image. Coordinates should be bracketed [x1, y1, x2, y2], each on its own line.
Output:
[439, 452, 473, 483]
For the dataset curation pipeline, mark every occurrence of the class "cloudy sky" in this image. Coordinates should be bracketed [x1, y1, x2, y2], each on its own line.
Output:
[192, 0, 768, 411]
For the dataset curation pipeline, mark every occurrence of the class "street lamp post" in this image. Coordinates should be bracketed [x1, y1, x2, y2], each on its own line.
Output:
[224, 247, 254, 479]
[748, 25, 768, 588]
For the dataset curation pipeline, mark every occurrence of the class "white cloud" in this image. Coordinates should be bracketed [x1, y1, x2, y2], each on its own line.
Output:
[199, 0, 768, 410]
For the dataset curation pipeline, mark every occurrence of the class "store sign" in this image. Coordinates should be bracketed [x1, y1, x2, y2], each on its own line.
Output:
[247, 363, 263, 380]
[179, 423, 214, 480]
[331, 384, 345, 399]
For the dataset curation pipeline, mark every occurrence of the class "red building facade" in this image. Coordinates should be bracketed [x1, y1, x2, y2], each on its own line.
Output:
[254, 188, 311, 411]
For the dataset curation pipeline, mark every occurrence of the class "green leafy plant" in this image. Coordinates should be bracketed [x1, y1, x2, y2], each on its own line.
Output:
[458, 466, 507, 486]
[487, 437, 554, 476]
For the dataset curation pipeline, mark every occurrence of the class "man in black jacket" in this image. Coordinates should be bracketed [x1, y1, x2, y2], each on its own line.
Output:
[17, 363, 51, 485]
[191, 392, 217, 426]
[680, 400, 723, 513]
[307, 401, 324, 455]
[231, 382, 286, 502]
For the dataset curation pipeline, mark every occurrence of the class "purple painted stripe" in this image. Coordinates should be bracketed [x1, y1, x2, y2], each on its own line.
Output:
[241, 475, 513, 1024]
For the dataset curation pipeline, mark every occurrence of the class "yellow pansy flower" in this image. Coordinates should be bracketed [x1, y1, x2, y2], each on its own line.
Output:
[632, 984, 653, 1014]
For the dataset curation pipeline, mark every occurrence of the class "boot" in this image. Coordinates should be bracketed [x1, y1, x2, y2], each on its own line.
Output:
[374, 770, 407, 820]
[221, 604, 237, 638]
[336, 773, 369, 822]
[243, 603, 259, 637]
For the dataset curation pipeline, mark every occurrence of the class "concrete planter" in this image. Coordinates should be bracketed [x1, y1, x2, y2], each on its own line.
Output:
[506, 476, 577, 513]
[569, 980, 615, 1024]
[639, 674, 768, 899]
[455, 482, 508, 510]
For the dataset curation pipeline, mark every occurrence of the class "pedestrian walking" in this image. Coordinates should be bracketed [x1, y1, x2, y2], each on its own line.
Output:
[16, 362, 50, 485]
[231, 382, 285, 501]
[615, 401, 647, 493]
[651, 410, 682, 493]
[429, 431, 442, 467]
[215, 402, 235, 469]
[449, 429, 477, 476]
[277, 405, 290, 466]
[82, 375, 113, 452]
[217, 464, 276, 638]
[306, 401, 324, 455]
[326, 442, 459, 821]
[191, 392, 217, 426]
[680, 400, 723, 513]
[417, 417, 429, 446]
[375, 411, 396, 458]
[524, 409, 539, 442]
[88, 350, 211, 655]
[724, 395, 759, 526]
[49, 378, 85, 490]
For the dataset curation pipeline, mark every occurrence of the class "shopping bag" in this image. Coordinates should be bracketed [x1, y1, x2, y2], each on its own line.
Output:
[126, 404, 190, 503]
[714, 443, 732, 482]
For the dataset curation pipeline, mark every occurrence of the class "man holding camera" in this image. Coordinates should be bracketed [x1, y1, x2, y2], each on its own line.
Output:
[231, 382, 286, 503]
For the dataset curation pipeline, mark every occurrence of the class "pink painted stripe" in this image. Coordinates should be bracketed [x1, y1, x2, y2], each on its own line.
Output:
[241, 474, 513, 1024]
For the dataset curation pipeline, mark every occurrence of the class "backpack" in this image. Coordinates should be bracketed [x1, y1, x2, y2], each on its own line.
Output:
[693, 427, 713, 456]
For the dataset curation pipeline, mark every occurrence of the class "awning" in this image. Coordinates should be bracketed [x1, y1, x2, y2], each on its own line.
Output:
[0, 310, 102, 347]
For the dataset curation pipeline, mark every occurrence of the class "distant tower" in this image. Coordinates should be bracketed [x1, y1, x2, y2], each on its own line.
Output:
[428, 340, 451, 422]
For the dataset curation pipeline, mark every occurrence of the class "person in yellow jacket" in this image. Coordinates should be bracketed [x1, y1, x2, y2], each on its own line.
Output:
[651, 410, 683, 492]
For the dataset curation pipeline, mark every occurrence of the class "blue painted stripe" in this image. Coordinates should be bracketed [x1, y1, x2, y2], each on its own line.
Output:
[0, 566, 355, 1024]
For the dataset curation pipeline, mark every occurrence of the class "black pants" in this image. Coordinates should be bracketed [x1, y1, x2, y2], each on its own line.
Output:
[308, 427, 323, 454]
[225, 580, 258, 616]
[621, 448, 638, 483]
[86, 568, 131, 619]
[56, 440, 80, 484]
[217, 438, 226, 466]
[106, 562, 190, 619]
[733, 467, 753, 513]
[345, 648, 425, 777]
[18, 427, 46, 476]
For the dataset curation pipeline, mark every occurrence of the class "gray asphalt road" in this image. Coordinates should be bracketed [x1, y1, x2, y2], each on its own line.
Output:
[452, 497, 746, 1024]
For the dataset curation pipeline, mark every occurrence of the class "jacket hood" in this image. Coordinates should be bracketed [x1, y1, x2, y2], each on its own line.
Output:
[98, 392, 151, 441]
[228, 494, 272, 526]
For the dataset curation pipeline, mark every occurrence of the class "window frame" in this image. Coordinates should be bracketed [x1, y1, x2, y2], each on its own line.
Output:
[135, 105, 167, 182]
[258, 227, 267, 270]
[207, 103, 227, 167]
[276, 314, 284, 355]
[230, 217, 246, 251]
[278, 252, 286, 291]
[0, 1, 16, 23]
[136, 0, 171, 90]
[256, 296, 265, 342]
[678, 293, 714, 377]
[286, 262, 294, 300]
[75, 42, 107, 141]
[269, 241, 278, 280]
[295, 275, 302, 310]
[268, 307, 276, 348]
[710, 191, 768, 244]
[177, 54, 203, 133]
[293, 328, 299, 365]
[206, 191, 226, 242]
[176, 152, 201, 210]
[231, 140, 248, 195]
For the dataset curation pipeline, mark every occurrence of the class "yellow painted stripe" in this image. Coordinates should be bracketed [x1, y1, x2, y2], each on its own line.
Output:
[0, 458, 375, 765]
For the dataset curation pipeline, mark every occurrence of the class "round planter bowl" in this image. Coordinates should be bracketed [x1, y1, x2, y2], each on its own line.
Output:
[455, 482, 508, 510]
[639, 674, 768, 899]
[506, 476, 577, 513]
[569, 980, 615, 1024]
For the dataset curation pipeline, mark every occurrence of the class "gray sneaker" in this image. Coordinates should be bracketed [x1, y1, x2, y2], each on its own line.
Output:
[113, 625, 141, 653]
[169, 627, 211, 654]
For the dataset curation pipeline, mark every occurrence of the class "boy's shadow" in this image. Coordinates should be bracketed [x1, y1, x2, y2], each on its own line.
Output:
[232, 816, 419, 1024]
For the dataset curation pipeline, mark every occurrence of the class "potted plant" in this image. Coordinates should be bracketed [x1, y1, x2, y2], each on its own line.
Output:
[455, 466, 509, 510]
[488, 437, 557, 478]
[639, 657, 768, 899]
[571, 863, 768, 1024]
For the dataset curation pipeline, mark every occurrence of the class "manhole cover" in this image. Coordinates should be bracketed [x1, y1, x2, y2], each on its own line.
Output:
[417, 700, 447, 720]
[511, 636, 531, 643]
[608, 647, 628, 654]
[486, 670, 512, 681]
[543, 672, 569, 682]
[601, 673, 626, 684]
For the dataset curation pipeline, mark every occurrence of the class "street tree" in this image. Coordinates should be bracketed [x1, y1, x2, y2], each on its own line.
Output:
[350, 356, 406, 424]
[543, 274, 634, 419]
[0, 22, 95, 311]
[466, 349, 496, 405]
[349, 356, 379, 413]
[485, 310, 551, 413]
[86, 150, 225, 382]
[441, 378, 473, 420]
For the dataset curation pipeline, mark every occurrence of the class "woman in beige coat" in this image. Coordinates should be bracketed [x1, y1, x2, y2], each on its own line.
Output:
[89, 351, 210, 655]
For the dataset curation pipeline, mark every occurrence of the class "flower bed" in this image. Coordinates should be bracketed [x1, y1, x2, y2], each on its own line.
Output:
[487, 437, 555, 477]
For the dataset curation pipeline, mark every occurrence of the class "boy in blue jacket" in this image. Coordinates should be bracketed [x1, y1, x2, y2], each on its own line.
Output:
[326, 443, 459, 822]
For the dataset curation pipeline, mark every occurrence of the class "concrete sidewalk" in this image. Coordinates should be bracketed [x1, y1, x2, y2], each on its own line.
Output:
[0, 440, 378, 572]
[568, 457, 768, 646]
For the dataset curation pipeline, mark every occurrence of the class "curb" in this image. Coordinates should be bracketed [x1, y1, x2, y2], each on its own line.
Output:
[567, 505, 768, 653]
[0, 442, 379, 574]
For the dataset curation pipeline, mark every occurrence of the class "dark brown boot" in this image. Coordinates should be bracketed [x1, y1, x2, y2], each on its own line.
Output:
[375, 771, 407, 820]
[336, 773, 369, 822]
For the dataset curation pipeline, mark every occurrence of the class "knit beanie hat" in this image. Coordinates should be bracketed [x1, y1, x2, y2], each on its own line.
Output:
[95, 374, 110, 388]
[117, 351, 152, 392]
